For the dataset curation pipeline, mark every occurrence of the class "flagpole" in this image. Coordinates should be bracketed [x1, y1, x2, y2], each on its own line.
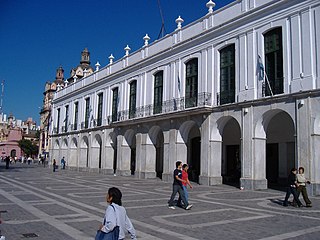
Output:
[264, 71, 274, 96]
[258, 55, 273, 97]
[177, 61, 181, 110]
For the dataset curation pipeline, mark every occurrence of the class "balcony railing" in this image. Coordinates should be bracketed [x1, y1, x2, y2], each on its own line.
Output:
[110, 92, 211, 123]
[53, 92, 212, 134]
[218, 90, 235, 105]
[263, 77, 284, 97]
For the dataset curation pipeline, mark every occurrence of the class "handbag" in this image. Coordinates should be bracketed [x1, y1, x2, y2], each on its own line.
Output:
[95, 205, 120, 240]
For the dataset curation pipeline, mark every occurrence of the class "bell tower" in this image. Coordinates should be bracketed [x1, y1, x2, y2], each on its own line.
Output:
[55, 66, 64, 85]
[80, 48, 90, 67]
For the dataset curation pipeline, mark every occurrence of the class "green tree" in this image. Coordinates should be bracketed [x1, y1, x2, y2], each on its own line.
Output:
[18, 139, 38, 157]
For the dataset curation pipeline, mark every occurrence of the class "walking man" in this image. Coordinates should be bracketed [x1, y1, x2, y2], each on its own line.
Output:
[283, 168, 303, 207]
[168, 161, 192, 210]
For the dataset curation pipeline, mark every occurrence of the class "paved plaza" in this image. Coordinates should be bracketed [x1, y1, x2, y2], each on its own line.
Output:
[0, 163, 319, 240]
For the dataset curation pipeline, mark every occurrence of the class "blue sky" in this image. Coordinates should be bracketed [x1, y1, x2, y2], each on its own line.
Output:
[0, 0, 234, 124]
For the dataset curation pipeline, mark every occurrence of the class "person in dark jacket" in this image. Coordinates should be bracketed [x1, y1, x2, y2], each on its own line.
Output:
[283, 168, 303, 207]
[5, 156, 10, 169]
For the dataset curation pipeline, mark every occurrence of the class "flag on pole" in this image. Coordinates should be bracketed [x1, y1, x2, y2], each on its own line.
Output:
[258, 55, 264, 81]
[177, 74, 181, 95]
[258, 54, 274, 96]
[117, 89, 120, 111]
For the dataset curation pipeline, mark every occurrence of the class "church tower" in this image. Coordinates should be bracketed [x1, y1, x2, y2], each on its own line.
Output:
[55, 66, 64, 86]
[80, 47, 90, 67]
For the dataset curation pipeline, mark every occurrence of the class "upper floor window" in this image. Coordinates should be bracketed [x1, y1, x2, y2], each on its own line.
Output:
[129, 81, 137, 119]
[97, 93, 103, 126]
[153, 71, 163, 114]
[220, 44, 235, 105]
[112, 88, 119, 122]
[185, 58, 198, 108]
[64, 105, 69, 132]
[85, 97, 90, 129]
[74, 102, 78, 130]
[56, 108, 60, 133]
[264, 27, 283, 96]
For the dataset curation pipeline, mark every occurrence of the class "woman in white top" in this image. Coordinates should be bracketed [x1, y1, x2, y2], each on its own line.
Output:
[295, 167, 312, 207]
[98, 187, 137, 239]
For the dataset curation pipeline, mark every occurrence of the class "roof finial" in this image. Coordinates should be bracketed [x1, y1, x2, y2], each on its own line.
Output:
[109, 54, 114, 65]
[175, 16, 184, 30]
[95, 61, 101, 71]
[206, 1, 216, 14]
[124, 45, 131, 56]
[143, 34, 150, 46]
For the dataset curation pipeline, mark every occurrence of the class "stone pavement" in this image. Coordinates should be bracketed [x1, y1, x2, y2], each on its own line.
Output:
[0, 163, 319, 240]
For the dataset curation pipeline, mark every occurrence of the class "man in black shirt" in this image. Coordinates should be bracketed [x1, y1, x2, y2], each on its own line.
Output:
[283, 168, 303, 207]
[168, 161, 192, 210]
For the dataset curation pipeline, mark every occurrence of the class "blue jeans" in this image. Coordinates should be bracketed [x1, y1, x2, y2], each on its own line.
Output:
[168, 184, 188, 207]
[182, 186, 188, 203]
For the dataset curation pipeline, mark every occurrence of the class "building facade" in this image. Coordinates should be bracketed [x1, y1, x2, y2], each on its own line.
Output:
[39, 66, 64, 158]
[40, 50, 94, 158]
[50, 0, 320, 195]
[0, 114, 37, 159]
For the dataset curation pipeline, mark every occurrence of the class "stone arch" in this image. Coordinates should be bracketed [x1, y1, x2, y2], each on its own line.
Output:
[255, 109, 295, 187]
[54, 139, 60, 148]
[254, 109, 284, 139]
[179, 121, 199, 142]
[70, 138, 78, 148]
[124, 129, 136, 175]
[217, 116, 242, 186]
[179, 120, 201, 183]
[92, 134, 102, 147]
[52, 139, 61, 164]
[81, 136, 89, 148]
[80, 136, 89, 168]
[148, 126, 164, 179]
[107, 131, 117, 173]
[60, 138, 68, 166]
[92, 134, 103, 169]
[124, 129, 135, 147]
[10, 149, 16, 158]
[62, 138, 68, 148]
[69, 137, 78, 167]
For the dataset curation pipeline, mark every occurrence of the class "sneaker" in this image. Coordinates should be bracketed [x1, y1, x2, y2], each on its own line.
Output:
[168, 206, 175, 210]
[306, 204, 312, 208]
[186, 205, 193, 210]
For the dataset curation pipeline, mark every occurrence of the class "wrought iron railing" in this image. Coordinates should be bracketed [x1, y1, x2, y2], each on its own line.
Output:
[109, 92, 211, 123]
[53, 92, 212, 134]
[219, 90, 235, 105]
[264, 77, 284, 96]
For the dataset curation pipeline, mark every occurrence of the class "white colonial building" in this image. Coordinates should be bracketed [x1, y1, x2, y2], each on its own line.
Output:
[50, 0, 320, 195]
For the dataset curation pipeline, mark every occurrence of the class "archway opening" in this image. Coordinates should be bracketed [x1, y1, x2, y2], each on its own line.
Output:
[155, 131, 164, 179]
[94, 135, 102, 169]
[11, 149, 16, 158]
[130, 137, 136, 175]
[266, 111, 295, 188]
[222, 118, 241, 187]
[81, 137, 89, 168]
[186, 125, 201, 183]
[112, 140, 117, 174]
